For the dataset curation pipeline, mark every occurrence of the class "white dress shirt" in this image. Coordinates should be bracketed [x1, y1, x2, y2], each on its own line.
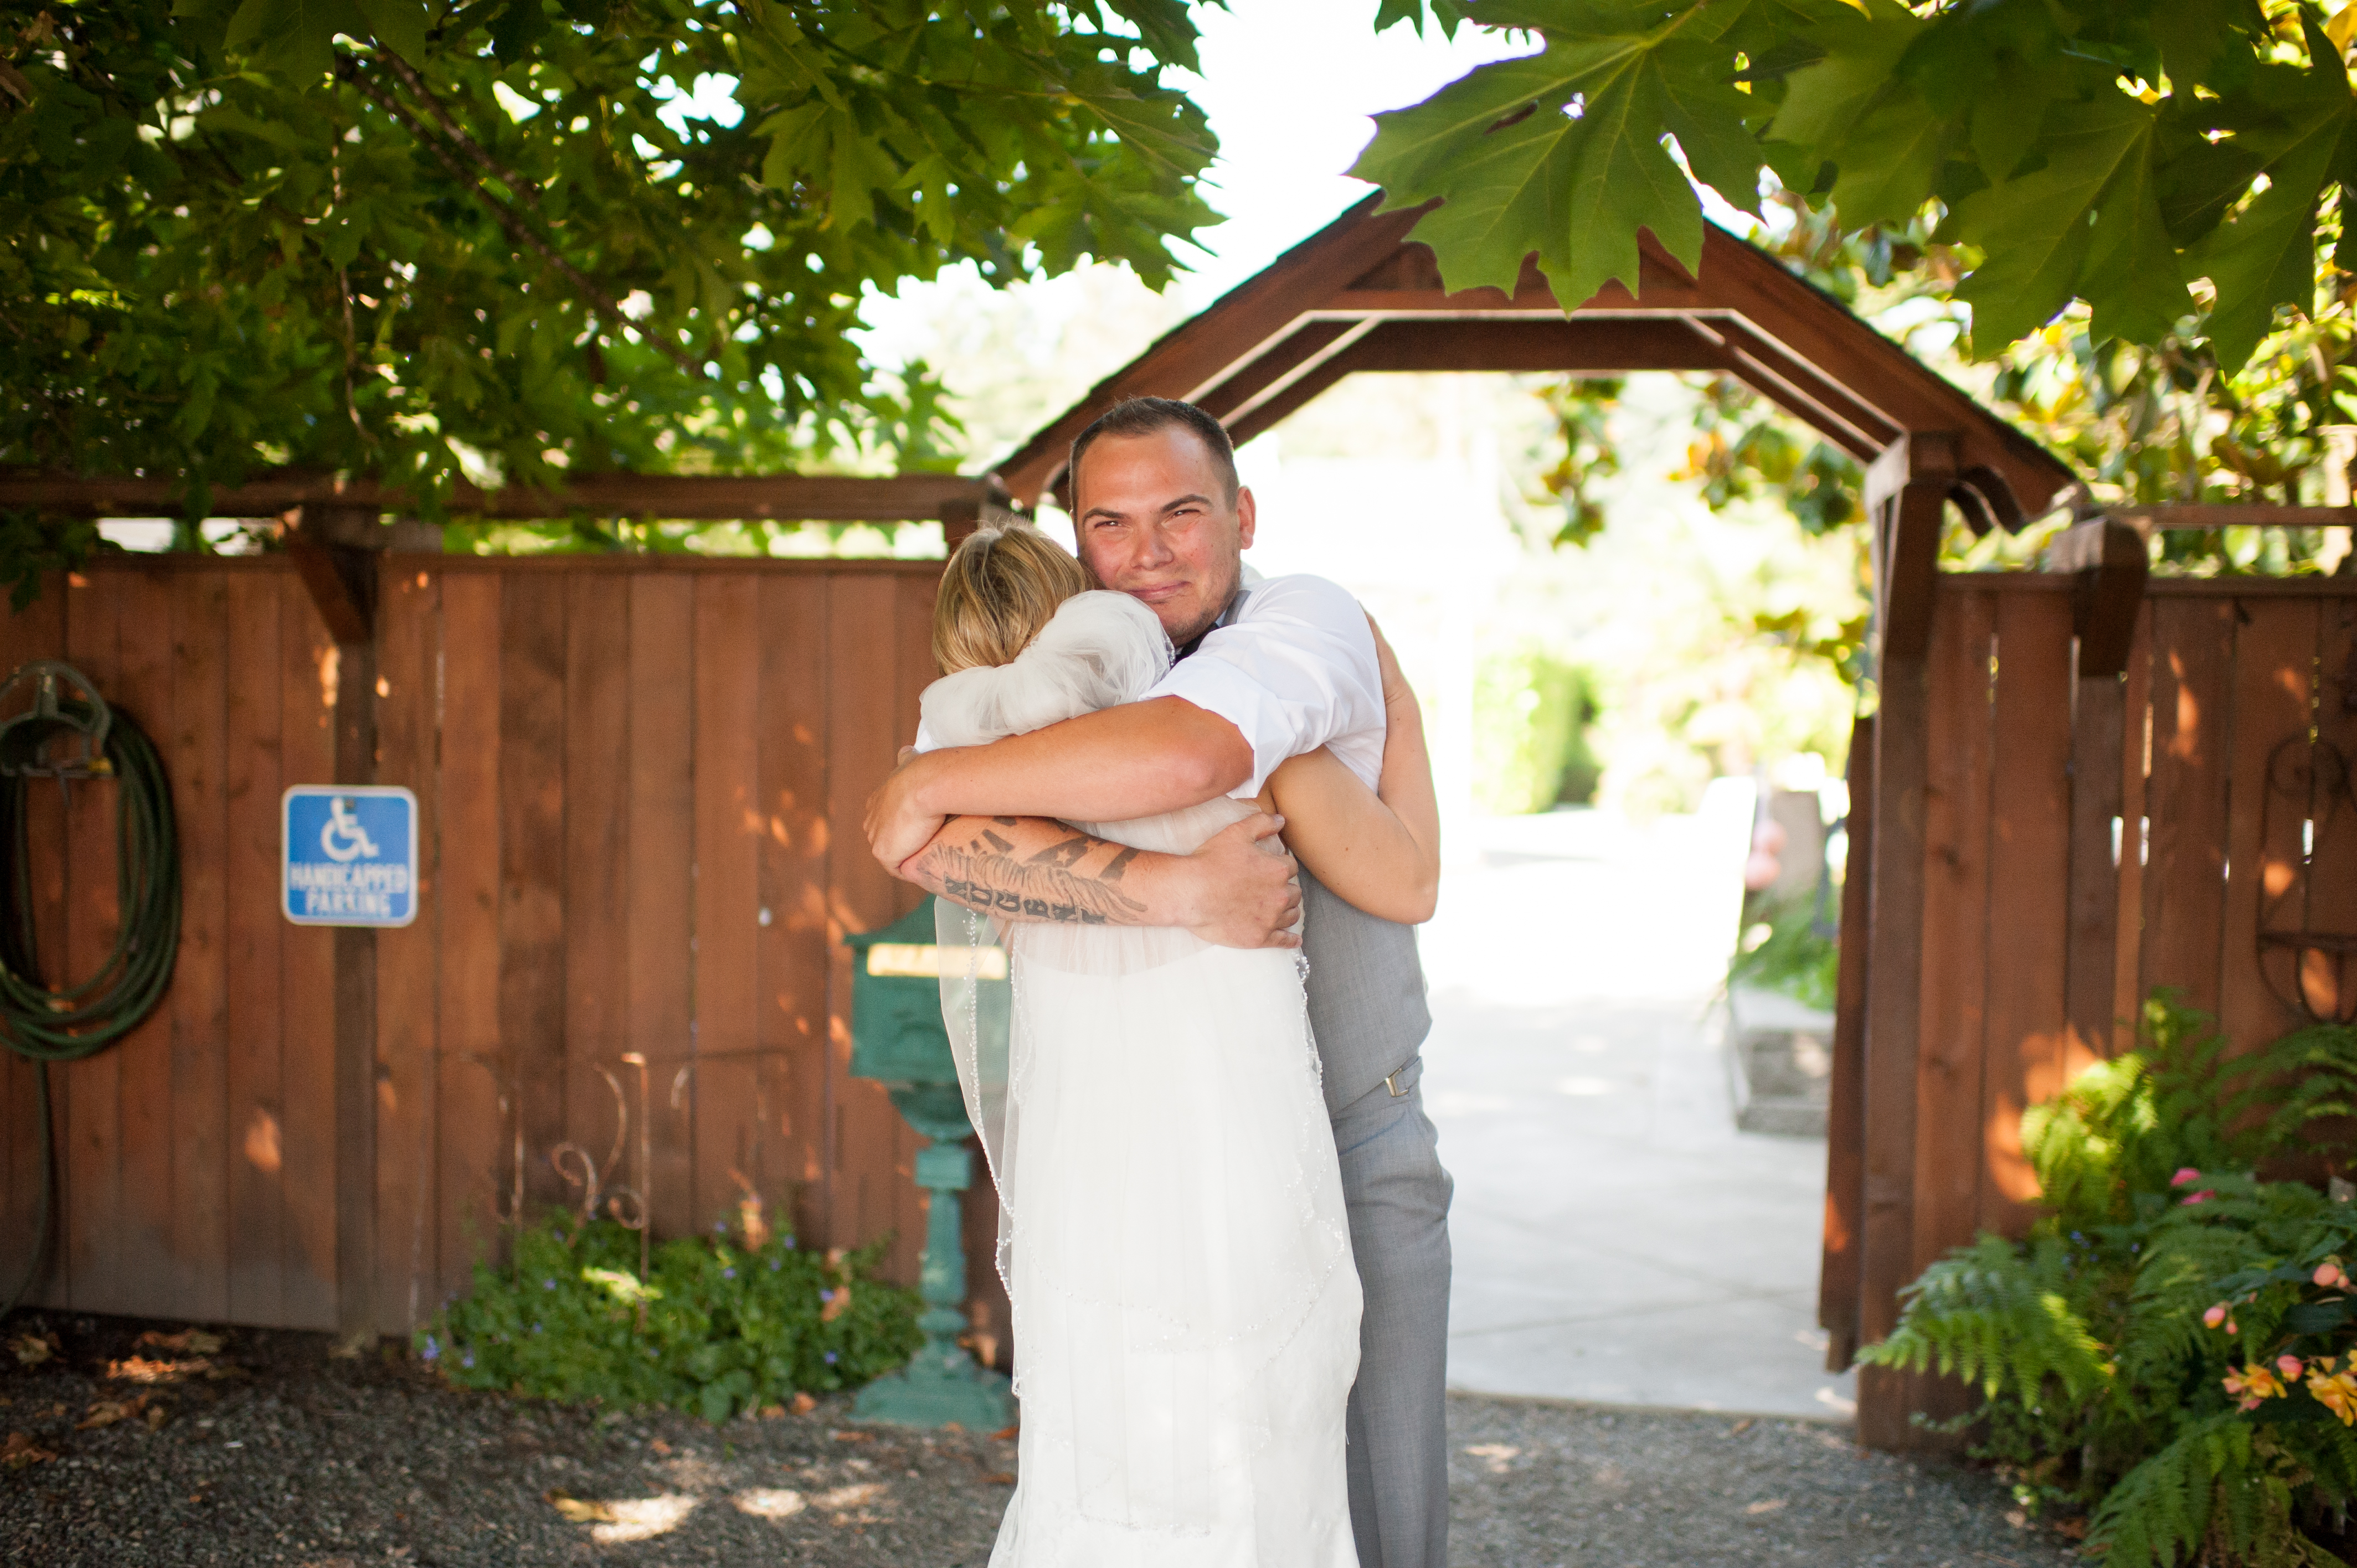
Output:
[1149, 572, 1386, 797]
[910, 570, 1387, 800]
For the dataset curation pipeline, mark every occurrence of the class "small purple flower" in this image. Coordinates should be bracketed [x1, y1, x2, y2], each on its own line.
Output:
[543, 1278, 557, 1291]
[532, 1323, 543, 1334]
[714, 1221, 728, 1234]
[554, 1231, 565, 1245]
[722, 1268, 735, 1280]
[461, 1353, 475, 1370]
[769, 1260, 781, 1272]
[420, 1335, 440, 1362]
[820, 1289, 834, 1303]
[824, 1352, 838, 1365]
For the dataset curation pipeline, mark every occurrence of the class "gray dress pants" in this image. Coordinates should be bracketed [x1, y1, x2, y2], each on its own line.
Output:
[1334, 1054, 1453, 1568]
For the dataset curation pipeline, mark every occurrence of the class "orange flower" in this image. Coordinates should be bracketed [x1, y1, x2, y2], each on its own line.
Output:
[2312, 1366, 2357, 1425]
[2225, 1363, 2288, 1410]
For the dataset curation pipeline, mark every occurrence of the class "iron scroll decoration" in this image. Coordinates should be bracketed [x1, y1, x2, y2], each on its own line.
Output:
[2260, 726, 2357, 1027]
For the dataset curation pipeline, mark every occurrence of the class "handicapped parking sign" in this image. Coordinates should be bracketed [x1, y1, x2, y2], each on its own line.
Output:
[282, 786, 418, 927]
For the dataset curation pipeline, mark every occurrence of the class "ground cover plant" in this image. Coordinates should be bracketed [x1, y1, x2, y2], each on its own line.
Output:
[418, 1214, 922, 1421]
[1861, 995, 2357, 1566]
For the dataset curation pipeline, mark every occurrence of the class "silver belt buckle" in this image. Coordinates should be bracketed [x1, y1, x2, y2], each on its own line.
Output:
[1384, 1070, 1408, 1098]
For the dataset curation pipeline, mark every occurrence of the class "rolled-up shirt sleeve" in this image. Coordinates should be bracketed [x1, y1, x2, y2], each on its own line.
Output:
[1145, 574, 1386, 797]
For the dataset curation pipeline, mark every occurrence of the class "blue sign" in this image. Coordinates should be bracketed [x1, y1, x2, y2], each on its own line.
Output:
[282, 786, 418, 928]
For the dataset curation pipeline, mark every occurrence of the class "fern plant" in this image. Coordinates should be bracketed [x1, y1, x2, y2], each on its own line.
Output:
[1860, 994, 2357, 1566]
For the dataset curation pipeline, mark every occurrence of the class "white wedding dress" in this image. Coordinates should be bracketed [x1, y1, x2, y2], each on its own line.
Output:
[924, 590, 1361, 1568]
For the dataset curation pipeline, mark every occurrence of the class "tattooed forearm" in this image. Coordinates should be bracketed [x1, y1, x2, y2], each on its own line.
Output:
[911, 823, 1152, 926]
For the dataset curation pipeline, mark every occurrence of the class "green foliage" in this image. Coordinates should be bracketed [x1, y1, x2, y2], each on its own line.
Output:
[1672, 370, 1861, 535]
[1532, 376, 1622, 548]
[1470, 645, 1599, 814]
[2, 1, 1217, 543]
[1354, 1, 2357, 373]
[419, 1214, 923, 1421]
[1859, 994, 2357, 1566]
[1727, 893, 1836, 1011]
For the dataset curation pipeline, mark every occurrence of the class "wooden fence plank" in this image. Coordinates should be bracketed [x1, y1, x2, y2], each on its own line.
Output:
[2113, 612, 2155, 1055]
[2142, 597, 2237, 1018]
[563, 572, 632, 1224]
[0, 577, 68, 1306]
[1913, 585, 1994, 1275]
[373, 563, 440, 1333]
[223, 570, 286, 1325]
[624, 576, 696, 1244]
[755, 576, 831, 1248]
[279, 572, 341, 1329]
[1981, 590, 2074, 1235]
[105, 569, 177, 1316]
[498, 576, 569, 1215]
[2219, 599, 2319, 1059]
[826, 572, 922, 1277]
[435, 571, 505, 1304]
[169, 571, 233, 1321]
[692, 574, 763, 1241]
[62, 572, 124, 1312]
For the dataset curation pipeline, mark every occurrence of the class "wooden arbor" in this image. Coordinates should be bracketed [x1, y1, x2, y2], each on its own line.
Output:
[1000, 192, 2087, 1447]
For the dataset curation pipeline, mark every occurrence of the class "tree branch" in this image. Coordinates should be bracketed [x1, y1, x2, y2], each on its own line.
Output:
[342, 59, 701, 376]
[377, 49, 552, 220]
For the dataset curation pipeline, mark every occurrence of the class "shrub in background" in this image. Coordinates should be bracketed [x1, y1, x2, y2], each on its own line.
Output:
[417, 1216, 922, 1422]
[1861, 996, 2357, 1566]
[1471, 647, 1601, 816]
[1728, 894, 1839, 1012]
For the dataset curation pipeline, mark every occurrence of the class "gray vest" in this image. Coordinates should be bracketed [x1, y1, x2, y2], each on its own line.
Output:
[1299, 864, 1432, 1117]
[1181, 583, 1433, 1116]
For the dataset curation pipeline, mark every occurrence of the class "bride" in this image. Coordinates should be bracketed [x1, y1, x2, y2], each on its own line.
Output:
[918, 518, 1441, 1567]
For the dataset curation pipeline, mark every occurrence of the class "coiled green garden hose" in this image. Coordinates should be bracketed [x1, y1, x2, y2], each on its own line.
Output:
[0, 663, 179, 1318]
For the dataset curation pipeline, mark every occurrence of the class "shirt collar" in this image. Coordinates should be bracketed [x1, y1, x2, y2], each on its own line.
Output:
[1172, 585, 1250, 663]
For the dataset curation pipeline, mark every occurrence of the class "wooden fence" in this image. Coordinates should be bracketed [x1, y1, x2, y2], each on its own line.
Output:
[1823, 568, 2357, 1443]
[0, 553, 1000, 1350]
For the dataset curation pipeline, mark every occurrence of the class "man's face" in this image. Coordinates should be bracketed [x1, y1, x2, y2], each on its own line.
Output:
[1071, 426, 1256, 648]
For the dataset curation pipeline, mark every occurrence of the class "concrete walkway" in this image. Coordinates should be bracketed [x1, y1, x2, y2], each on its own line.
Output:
[1422, 800, 1860, 1422]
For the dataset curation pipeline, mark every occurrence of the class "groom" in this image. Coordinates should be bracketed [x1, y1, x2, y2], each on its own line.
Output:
[865, 396, 1452, 1568]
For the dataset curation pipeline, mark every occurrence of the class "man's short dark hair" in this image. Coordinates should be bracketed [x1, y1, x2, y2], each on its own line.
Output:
[1067, 397, 1239, 508]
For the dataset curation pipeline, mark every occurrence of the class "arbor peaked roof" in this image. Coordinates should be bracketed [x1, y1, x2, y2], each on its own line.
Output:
[996, 193, 2076, 530]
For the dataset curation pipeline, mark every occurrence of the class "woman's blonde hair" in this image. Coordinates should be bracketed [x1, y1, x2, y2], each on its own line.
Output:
[932, 518, 1090, 673]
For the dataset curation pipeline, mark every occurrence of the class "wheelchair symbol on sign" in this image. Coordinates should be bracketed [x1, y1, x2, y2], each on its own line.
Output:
[320, 797, 380, 863]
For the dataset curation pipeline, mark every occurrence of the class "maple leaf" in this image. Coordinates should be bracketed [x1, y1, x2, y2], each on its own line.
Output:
[2188, 20, 2356, 370]
[1352, 5, 1761, 306]
[1947, 96, 2188, 350]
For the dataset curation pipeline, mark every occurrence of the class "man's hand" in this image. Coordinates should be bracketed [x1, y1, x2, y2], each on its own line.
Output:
[1165, 813, 1303, 949]
[864, 749, 953, 877]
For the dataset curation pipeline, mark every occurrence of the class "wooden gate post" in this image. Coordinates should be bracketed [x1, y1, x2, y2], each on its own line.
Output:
[1819, 714, 1874, 1371]
[289, 504, 383, 1348]
[2050, 520, 2148, 1059]
[1855, 432, 1953, 1448]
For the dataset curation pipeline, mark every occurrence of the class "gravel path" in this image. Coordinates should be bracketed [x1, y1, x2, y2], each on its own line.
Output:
[2, 1314, 2077, 1566]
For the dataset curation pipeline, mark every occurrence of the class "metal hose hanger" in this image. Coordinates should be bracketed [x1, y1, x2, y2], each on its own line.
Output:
[0, 661, 181, 1318]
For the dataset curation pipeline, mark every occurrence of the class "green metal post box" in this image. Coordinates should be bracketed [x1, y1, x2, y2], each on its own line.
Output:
[845, 896, 1012, 1428]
